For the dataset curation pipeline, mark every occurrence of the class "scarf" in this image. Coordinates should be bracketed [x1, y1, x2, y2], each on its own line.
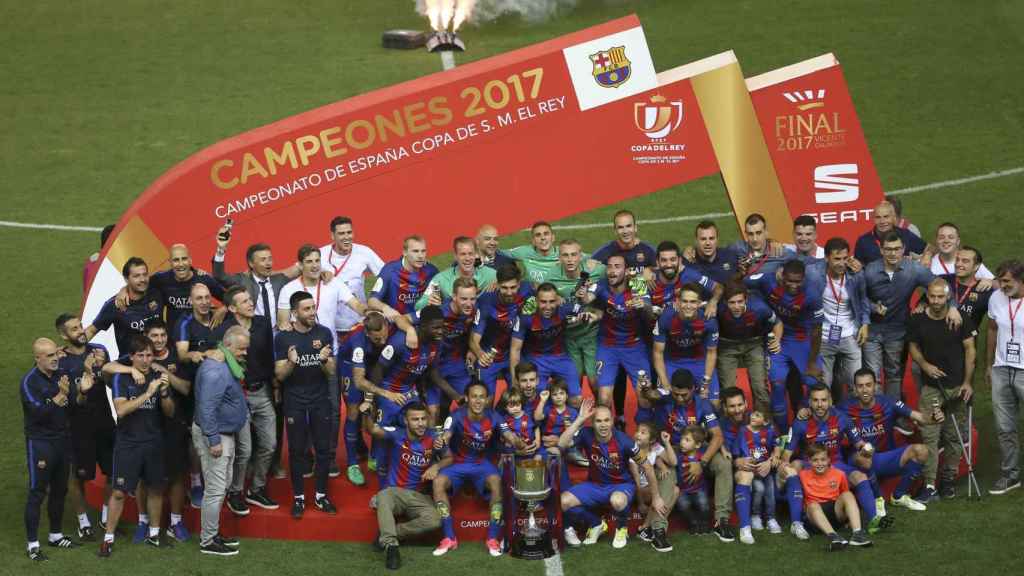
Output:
[219, 344, 246, 381]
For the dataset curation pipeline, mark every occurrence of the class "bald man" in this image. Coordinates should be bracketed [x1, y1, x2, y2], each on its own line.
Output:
[22, 338, 89, 560]
[854, 201, 928, 265]
[475, 224, 515, 271]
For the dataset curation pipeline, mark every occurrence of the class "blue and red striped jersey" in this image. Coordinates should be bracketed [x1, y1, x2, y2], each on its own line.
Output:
[377, 331, 440, 394]
[653, 393, 719, 444]
[787, 408, 861, 463]
[572, 427, 640, 485]
[371, 259, 439, 314]
[540, 404, 578, 436]
[500, 412, 535, 454]
[589, 278, 650, 347]
[653, 308, 719, 360]
[839, 395, 913, 452]
[512, 304, 574, 356]
[676, 448, 708, 493]
[745, 273, 823, 341]
[430, 298, 474, 361]
[650, 267, 718, 309]
[446, 406, 507, 464]
[382, 427, 439, 491]
[731, 425, 778, 463]
[473, 285, 533, 362]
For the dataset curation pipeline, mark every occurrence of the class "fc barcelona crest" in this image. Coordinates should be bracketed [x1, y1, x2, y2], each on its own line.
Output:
[590, 46, 631, 88]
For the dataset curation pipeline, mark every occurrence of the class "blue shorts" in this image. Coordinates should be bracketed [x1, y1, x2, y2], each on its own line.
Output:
[427, 360, 473, 407]
[376, 390, 420, 427]
[527, 355, 581, 397]
[477, 358, 510, 398]
[769, 338, 823, 384]
[854, 446, 908, 478]
[440, 461, 500, 495]
[339, 361, 364, 405]
[595, 345, 651, 389]
[667, 358, 720, 401]
[567, 481, 636, 508]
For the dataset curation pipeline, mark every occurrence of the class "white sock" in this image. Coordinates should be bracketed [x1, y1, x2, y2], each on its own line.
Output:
[138, 513, 149, 525]
[103, 533, 114, 543]
[149, 526, 160, 538]
[27, 541, 40, 551]
[48, 532, 64, 543]
[78, 513, 91, 528]
[101, 505, 109, 523]
[170, 513, 182, 527]
[295, 494, 304, 501]
[191, 473, 202, 488]
[315, 492, 325, 500]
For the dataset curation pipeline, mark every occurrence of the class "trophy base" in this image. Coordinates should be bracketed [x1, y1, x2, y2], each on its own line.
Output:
[510, 529, 556, 560]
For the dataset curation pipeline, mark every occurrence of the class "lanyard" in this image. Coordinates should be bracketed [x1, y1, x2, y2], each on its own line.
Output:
[747, 253, 769, 276]
[1010, 297, 1023, 340]
[939, 256, 952, 275]
[954, 277, 975, 307]
[329, 246, 353, 277]
[827, 273, 845, 322]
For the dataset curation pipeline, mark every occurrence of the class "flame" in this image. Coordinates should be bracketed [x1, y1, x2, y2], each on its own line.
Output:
[421, 0, 474, 32]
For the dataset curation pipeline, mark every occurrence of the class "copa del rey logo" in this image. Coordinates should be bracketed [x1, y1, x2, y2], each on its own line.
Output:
[783, 89, 827, 110]
[630, 94, 685, 166]
[590, 46, 631, 88]
[634, 94, 683, 139]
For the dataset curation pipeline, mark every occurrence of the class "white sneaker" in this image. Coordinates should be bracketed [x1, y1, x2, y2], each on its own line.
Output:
[790, 521, 810, 540]
[766, 518, 782, 534]
[612, 527, 628, 549]
[739, 526, 755, 545]
[583, 521, 607, 545]
[564, 527, 581, 547]
[750, 516, 764, 531]
[890, 493, 927, 511]
[875, 496, 887, 518]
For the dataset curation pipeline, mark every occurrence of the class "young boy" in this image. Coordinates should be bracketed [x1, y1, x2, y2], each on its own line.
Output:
[731, 410, 782, 540]
[498, 387, 540, 461]
[535, 379, 581, 488]
[634, 422, 677, 552]
[675, 426, 711, 534]
[799, 443, 872, 551]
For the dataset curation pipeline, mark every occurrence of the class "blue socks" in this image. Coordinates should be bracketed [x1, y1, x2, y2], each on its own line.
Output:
[853, 479, 876, 522]
[566, 506, 600, 529]
[343, 419, 361, 466]
[785, 476, 803, 522]
[735, 484, 752, 528]
[894, 460, 924, 499]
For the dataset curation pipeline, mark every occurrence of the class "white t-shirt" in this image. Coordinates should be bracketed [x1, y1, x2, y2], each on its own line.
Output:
[637, 444, 664, 489]
[988, 290, 1024, 369]
[930, 254, 994, 280]
[821, 273, 857, 340]
[278, 277, 356, 351]
[319, 243, 385, 332]
[783, 243, 825, 259]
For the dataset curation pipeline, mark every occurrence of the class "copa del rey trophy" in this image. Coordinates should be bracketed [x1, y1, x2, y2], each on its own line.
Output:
[508, 458, 558, 559]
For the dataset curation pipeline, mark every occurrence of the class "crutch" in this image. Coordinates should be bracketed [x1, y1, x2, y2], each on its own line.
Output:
[936, 385, 982, 499]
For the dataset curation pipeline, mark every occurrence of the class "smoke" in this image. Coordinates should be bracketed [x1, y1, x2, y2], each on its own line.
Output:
[416, 0, 577, 29]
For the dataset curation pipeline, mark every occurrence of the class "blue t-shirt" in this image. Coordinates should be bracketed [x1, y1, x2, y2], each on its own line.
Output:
[274, 324, 335, 408]
[112, 370, 163, 445]
[90, 287, 165, 354]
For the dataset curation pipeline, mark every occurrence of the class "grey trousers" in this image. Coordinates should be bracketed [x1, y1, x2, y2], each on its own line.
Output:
[821, 335, 862, 398]
[718, 338, 769, 413]
[862, 329, 905, 399]
[376, 487, 441, 546]
[192, 423, 235, 547]
[992, 366, 1024, 480]
[231, 386, 276, 493]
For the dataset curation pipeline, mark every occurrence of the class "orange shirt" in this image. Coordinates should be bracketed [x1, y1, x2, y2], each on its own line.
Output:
[799, 467, 848, 504]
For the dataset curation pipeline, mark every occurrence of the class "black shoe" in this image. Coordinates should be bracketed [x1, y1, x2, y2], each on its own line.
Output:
[78, 525, 96, 541]
[47, 536, 79, 549]
[329, 462, 341, 478]
[292, 498, 305, 518]
[713, 521, 735, 543]
[848, 530, 872, 547]
[245, 488, 280, 510]
[385, 544, 401, 570]
[637, 526, 654, 542]
[315, 494, 338, 515]
[940, 483, 956, 499]
[27, 547, 48, 562]
[226, 492, 251, 517]
[826, 532, 848, 552]
[651, 529, 673, 552]
[200, 541, 239, 556]
[688, 522, 700, 535]
[144, 534, 173, 548]
[97, 540, 113, 558]
[215, 533, 240, 548]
